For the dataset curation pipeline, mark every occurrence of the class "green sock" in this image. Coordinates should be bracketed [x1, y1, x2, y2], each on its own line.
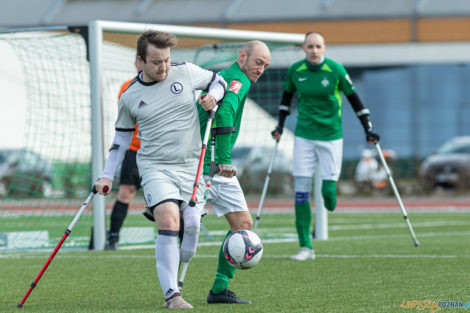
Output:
[295, 201, 313, 249]
[322, 180, 337, 211]
[210, 230, 236, 294]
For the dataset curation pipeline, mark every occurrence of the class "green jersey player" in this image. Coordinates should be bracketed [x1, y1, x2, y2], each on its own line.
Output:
[197, 41, 271, 304]
[272, 32, 380, 261]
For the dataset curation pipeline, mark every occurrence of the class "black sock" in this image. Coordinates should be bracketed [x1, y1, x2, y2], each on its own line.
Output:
[110, 200, 129, 234]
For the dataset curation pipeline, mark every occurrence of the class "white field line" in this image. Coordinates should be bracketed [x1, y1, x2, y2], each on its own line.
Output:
[329, 220, 468, 230]
[1, 253, 469, 260]
[2, 230, 470, 258]
[3, 207, 470, 218]
[244, 220, 469, 235]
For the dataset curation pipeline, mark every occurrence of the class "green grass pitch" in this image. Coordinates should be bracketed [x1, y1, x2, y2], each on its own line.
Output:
[1, 211, 469, 312]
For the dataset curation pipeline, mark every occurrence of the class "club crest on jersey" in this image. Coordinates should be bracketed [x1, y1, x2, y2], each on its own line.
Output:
[228, 80, 242, 94]
[170, 82, 183, 94]
[321, 77, 330, 87]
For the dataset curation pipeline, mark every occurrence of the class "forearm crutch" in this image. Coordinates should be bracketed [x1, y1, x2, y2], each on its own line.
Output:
[179, 124, 224, 289]
[189, 105, 218, 207]
[180, 105, 218, 289]
[374, 143, 419, 247]
[17, 185, 108, 308]
[253, 139, 279, 232]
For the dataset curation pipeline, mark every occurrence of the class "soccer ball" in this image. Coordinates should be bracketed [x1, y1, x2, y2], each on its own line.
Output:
[223, 230, 263, 269]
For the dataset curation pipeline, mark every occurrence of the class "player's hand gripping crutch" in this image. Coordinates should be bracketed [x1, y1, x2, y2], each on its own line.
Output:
[188, 104, 218, 207]
[179, 105, 218, 289]
[253, 139, 279, 232]
[374, 143, 419, 247]
[17, 185, 109, 308]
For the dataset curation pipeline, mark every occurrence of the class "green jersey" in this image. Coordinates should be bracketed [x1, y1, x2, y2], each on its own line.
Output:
[198, 62, 251, 175]
[285, 57, 356, 141]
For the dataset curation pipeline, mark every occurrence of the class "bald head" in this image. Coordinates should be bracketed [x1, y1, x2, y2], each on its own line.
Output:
[237, 40, 271, 83]
[302, 31, 326, 65]
[240, 40, 269, 58]
[304, 31, 324, 45]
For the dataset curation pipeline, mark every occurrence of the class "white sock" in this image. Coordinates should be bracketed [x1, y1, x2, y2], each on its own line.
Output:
[180, 206, 201, 262]
[155, 231, 180, 299]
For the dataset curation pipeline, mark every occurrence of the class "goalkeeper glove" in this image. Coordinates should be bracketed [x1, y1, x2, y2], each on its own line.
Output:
[271, 125, 283, 138]
[356, 108, 380, 144]
[365, 128, 380, 144]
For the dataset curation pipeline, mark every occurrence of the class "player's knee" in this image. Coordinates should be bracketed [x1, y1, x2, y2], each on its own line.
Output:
[156, 212, 179, 230]
[228, 212, 252, 231]
[295, 191, 309, 205]
[294, 176, 313, 194]
[238, 219, 253, 231]
[117, 185, 137, 202]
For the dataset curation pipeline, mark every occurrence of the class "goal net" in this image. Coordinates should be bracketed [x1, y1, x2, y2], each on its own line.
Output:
[0, 21, 311, 251]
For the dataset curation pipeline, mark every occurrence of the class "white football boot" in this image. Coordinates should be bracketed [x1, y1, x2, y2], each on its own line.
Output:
[291, 247, 315, 261]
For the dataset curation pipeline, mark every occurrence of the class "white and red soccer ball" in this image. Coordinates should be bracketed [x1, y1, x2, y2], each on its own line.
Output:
[223, 230, 263, 269]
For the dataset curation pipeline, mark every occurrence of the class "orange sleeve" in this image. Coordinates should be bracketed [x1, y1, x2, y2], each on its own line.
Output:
[118, 79, 140, 152]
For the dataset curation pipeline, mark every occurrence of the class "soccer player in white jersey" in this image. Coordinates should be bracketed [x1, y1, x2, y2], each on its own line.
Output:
[95, 30, 227, 309]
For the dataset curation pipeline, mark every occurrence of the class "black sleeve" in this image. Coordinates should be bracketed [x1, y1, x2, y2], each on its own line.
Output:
[278, 91, 294, 128]
[347, 92, 372, 130]
[346, 92, 365, 112]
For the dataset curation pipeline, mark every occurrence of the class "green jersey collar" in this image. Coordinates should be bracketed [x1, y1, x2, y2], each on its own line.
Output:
[305, 58, 325, 71]
[231, 61, 248, 80]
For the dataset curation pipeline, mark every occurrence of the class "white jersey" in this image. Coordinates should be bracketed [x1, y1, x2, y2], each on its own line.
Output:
[116, 62, 214, 180]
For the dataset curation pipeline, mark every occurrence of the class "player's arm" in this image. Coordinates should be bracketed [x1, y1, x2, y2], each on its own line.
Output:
[186, 62, 227, 110]
[338, 63, 380, 144]
[272, 65, 296, 140]
[214, 101, 236, 178]
[198, 73, 227, 110]
[95, 130, 133, 195]
[346, 92, 380, 144]
[95, 96, 135, 195]
[272, 90, 294, 140]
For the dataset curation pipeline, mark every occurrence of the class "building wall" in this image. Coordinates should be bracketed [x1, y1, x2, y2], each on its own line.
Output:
[206, 17, 470, 43]
[2, 0, 470, 44]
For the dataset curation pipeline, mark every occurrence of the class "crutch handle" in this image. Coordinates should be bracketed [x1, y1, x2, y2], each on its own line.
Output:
[92, 185, 109, 194]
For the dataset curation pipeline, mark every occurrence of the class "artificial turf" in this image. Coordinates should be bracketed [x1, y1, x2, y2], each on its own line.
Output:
[1, 211, 469, 312]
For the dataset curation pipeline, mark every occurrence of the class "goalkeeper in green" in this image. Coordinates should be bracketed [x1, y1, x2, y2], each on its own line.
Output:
[197, 41, 271, 304]
[272, 32, 380, 261]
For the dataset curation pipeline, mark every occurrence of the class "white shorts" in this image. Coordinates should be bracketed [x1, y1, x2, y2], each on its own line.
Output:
[203, 175, 248, 218]
[293, 136, 343, 181]
[141, 169, 206, 214]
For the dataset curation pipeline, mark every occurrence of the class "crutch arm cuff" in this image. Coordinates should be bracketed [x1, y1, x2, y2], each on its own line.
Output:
[211, 126, 236, 135]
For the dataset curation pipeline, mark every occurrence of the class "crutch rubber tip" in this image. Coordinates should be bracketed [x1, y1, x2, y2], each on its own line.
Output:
[188, 200, 196, 207]
[17, 304, 22, 308]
